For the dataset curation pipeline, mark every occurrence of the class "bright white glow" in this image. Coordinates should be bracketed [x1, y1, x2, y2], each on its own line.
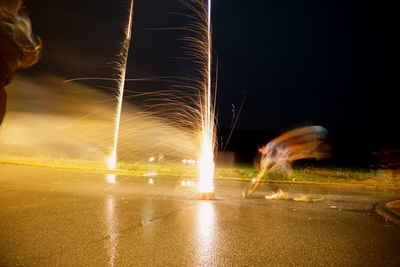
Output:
[198, 136, 214, 193]
[107, 174, 117, 184]
[149, 178, 154, 185]
[143, 172, 157, 177]
[108, 153, 117, 169]
[148, 157, 155, 162]
[196, 202, 215, 263]
[182, 159, 187, 164]
[181, 180, 186, 187]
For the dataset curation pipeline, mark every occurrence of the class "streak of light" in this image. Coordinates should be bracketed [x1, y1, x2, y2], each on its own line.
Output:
[196, 0, 215, 194]
[109, 0, 135, 169]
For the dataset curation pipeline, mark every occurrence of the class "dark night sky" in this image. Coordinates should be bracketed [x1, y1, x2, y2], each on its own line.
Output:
[23, 0, 398, 163]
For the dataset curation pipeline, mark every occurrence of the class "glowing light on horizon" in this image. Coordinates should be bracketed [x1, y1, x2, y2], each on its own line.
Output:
[181, 180, 196, 187]
[109, 0, 135, 169]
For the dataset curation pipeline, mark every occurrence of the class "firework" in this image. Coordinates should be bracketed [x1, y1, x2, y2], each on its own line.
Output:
[181, 0, 216, 197]
[109, 0, 135, 169]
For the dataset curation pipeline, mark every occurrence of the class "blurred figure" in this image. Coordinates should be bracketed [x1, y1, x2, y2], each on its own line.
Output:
[243, 126, 331, 197]
[0, 0, 41, 124]
[255, 126, 331, 177]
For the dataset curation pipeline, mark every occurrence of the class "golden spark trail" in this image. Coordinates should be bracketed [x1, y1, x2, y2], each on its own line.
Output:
[198, 0, 215, 196]
[109, 0, 135, 169]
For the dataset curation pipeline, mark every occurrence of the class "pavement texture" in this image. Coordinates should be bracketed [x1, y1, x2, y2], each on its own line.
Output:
[1, 164, 400, 266]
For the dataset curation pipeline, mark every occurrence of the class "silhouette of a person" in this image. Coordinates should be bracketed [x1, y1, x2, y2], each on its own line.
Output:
[0, 0, 40, 124]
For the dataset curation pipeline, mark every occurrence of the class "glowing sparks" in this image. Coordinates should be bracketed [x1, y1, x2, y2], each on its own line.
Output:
[198, 0, 215, 194]
[109, 0, 135, 169]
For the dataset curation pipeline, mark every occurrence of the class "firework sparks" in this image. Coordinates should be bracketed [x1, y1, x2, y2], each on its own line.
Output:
[194, 0, 216, 197]
[109, 0, 135, 169]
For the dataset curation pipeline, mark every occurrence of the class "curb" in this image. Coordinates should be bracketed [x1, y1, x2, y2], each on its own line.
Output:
[375, 202, 400, 227]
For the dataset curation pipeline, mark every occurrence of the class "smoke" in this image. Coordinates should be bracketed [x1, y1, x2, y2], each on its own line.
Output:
[0, 0, 41, 69]
[0, 75, 199, 163]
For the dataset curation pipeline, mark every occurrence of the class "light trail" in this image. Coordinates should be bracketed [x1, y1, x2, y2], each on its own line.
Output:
[198, 0, 216, 196]
[109, 0, 135, 169]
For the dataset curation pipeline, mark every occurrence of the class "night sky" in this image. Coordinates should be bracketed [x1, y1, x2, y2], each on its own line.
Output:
[23, 0, 397, 165]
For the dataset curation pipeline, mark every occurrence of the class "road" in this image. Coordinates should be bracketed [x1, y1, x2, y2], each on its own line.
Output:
[1, 164, 400, 266]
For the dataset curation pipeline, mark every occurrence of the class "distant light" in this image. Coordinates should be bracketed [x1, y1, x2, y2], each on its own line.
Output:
[149, 178, 154, 185]
[181, 181, 186, 187]
[182, 159, 187, 164]
[149, 157, 155, 162]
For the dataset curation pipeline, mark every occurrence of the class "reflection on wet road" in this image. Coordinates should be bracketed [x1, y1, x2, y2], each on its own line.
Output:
[105, 195, 118, 266]
[196, 202, 215, 264]
[1, 164, 400, 266]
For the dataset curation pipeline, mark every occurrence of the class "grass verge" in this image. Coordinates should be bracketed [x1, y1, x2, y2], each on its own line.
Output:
[1, 155, 399, 188]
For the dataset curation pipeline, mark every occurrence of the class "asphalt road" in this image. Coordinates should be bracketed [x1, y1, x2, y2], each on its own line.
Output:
[1, 164, 400, 266]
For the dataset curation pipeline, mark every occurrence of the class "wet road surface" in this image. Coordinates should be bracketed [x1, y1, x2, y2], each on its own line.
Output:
[1, 164, 400, 266]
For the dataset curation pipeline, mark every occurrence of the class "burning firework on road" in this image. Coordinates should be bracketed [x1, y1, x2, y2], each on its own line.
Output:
[178, 0, 217, 198]
[106, 0, 217, 200]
